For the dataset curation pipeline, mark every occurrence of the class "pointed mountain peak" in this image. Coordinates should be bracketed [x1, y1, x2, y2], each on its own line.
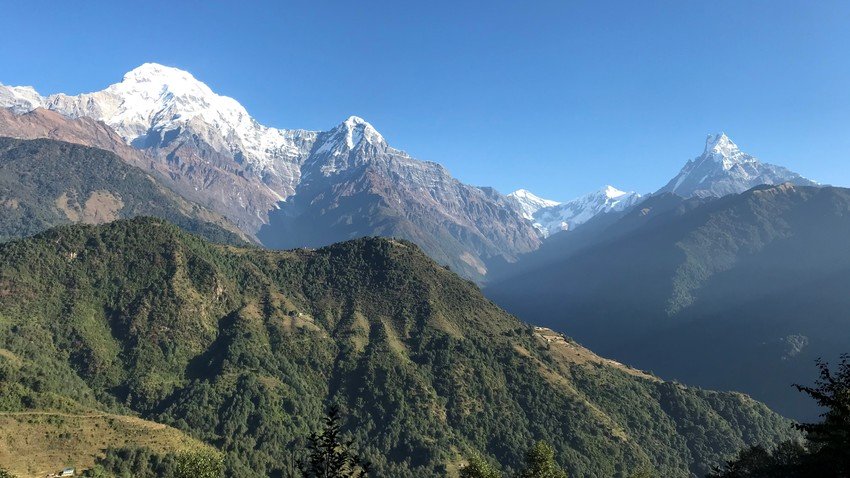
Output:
[601, 185, 628, 198]
[340, 115, 382, 138]
[657, 133, 817, 198]
[703, 132, 741, 157]
[318, 115, 386, 154]
[342, 115, 372, 127]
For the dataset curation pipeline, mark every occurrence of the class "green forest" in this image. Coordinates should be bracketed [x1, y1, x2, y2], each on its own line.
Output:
[0, 218, 797, 476]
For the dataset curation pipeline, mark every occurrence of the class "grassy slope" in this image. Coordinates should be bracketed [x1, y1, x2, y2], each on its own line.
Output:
[0, 218, 797, 477]
[0, 412, 212, 478]
[0, 347, 213, 477]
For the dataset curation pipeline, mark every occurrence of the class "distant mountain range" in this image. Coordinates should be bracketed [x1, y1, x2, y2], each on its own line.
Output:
[487, 183, 850, 420]
[508, 186, 642, 237]
[0, 63, 821, 282]
[0, 64, 540, 280]
[0, 62, 840, 477]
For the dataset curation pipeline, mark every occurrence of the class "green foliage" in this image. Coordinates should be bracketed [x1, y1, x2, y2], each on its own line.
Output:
[710, 355, 850, 477]
[794, 354, 850, 473]
[460, 454, 502, 478]
[0, 218, 797, 477]
[627, 467, 654, 478]
[299, 407, 371, 477]
[517, 441, 568, 478]
[82, 466, 111, 478]
[83, 447, 223, 478]
[707, 442, 807, 478]
[175, 449, 225, 478]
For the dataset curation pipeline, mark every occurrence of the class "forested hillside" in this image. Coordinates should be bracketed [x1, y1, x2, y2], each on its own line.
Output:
[0, 218, 797, 477]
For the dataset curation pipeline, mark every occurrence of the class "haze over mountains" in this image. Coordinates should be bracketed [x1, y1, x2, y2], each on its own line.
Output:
[508, 186, 642, 237]
[487, 183, 850, 420]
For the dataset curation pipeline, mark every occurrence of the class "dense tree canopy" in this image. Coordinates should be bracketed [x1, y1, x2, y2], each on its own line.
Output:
[0, 218, 797, 476]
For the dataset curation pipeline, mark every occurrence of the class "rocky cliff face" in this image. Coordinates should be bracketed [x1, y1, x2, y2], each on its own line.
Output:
[259, 116, 541, 280]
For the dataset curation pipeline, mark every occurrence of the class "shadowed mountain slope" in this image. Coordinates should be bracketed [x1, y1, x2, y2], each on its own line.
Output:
[487, 184, 850, 420]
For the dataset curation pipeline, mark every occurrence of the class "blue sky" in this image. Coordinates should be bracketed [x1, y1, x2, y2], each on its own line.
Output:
[2, 1, 848, 200]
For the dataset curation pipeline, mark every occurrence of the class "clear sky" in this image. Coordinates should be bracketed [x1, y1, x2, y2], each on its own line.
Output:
[2, 1, 848, 200]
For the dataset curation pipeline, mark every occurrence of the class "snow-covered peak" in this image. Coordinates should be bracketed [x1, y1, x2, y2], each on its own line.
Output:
[698, 132, 755, 172]
[340, 115, 385, 148]
[522, 185, 642, 237]
[63, 63, 255, 143]
[658, 133, 817, 198]
[122, 62, 199, 83]
[0, 84, 45, 113]
[507, 189, 561, 220]
[315, 115, 386, 157]
[1, 63, 323, 199]
[601, 185, 628, 199]
[704, 132, 738, 156]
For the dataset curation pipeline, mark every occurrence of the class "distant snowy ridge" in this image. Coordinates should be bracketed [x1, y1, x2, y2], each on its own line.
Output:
[509, 185, 642, 237]
[657, 132, 817, 198]
[507, 189, 561, 220]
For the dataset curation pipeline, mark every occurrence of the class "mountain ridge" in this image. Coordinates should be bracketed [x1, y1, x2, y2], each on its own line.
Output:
[0, 64, 541, 281]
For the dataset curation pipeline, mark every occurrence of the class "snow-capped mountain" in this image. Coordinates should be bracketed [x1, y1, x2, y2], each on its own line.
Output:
[258, 115, 541, 280]
[3, 63, 320, 200]
[657, 133, 817, 198]
[0, 85, 44, 114]
[0, 64, 540, 280]
[510, 186, 642, 237]
[506, 189, 561, 220]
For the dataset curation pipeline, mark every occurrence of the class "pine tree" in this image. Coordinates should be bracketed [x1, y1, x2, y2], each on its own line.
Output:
[459, 453, 502, 478]
[517, 441, 568, 478]
[299, 406, 371, 478]
[794, 354, 850, 475]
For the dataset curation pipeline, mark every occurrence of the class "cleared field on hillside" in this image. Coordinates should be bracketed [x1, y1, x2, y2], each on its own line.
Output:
[0, 411, 210, 477]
